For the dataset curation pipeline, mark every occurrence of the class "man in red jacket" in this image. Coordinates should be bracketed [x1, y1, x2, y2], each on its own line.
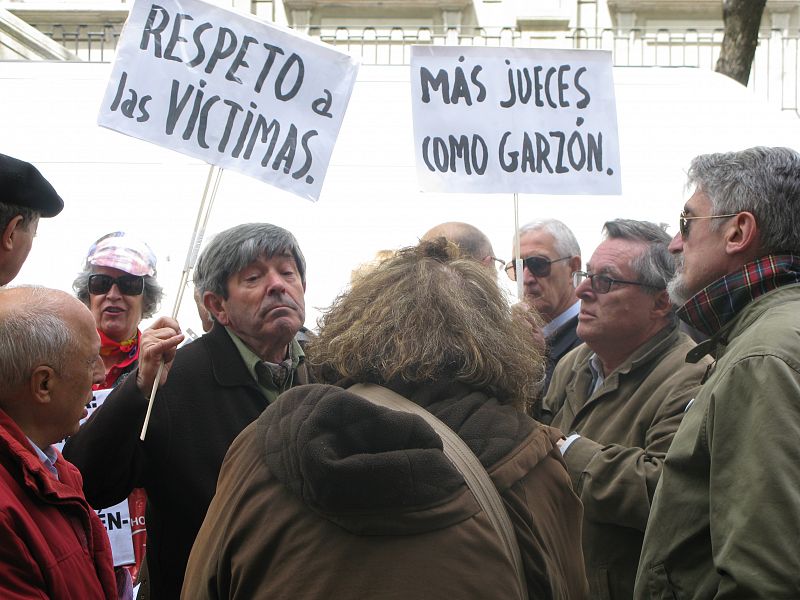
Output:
[0, 286, 116, 600]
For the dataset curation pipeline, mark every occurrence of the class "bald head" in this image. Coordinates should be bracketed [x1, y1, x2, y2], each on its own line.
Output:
[422, 222, 497, 265]
[0, 287, 101, 446]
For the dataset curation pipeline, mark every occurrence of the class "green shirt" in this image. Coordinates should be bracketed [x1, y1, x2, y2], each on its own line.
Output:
[224, 327, 305, 404]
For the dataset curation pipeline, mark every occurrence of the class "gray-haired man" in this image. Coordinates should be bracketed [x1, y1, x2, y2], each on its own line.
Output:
[541, 219, 710, 600]
[636, 147, 800, 598]
[64, 223, 312, 600]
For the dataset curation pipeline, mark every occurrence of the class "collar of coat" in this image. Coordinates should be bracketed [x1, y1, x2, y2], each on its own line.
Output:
[679, 253, 800, 340]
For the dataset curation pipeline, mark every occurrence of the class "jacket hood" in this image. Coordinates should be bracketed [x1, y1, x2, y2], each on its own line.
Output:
[260, 381, 536, 534]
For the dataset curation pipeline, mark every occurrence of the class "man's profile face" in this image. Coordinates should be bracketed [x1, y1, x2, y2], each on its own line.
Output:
[667, 189, 729, 306]
[576, 238, 661, 355]
[516, 229, 577, 323]
[49, 307, 103, 441]
[212, 252, 305, 357]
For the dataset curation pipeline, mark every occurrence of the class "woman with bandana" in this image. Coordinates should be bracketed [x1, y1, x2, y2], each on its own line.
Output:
[72, 231, 163, 599]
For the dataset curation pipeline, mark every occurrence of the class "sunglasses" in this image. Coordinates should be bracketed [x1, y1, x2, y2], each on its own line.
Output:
[88, 274, 145, 296]
[505, 255, 571, 281]
[678, 211, 739, 238]
[572, 270, 662, 294]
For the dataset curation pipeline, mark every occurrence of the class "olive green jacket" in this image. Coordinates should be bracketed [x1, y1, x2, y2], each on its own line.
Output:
[635, 285, 800, 599]
[543, 325, 709, 600]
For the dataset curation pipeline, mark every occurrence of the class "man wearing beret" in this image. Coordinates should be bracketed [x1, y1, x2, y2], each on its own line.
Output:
[0, 153, 64, 286]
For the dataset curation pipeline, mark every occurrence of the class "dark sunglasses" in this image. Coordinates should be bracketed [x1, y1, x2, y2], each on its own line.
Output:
[88, 274, 145, 296]
[505, 255, 571, 281]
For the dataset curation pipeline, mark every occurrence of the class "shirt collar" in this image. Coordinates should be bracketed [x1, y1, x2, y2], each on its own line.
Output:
[542, 300, 580, 338]
[224, 326, 305, 392]
[26, 437, 59, 480]
[678, 253, 800, 337]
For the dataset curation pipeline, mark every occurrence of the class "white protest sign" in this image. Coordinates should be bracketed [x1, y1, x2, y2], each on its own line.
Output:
[410, 47, 621, 195]
[55, 388, 135, 567]
[98, 0, 359, 201]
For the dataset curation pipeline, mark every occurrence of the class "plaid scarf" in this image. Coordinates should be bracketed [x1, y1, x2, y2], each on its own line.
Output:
[678, 254, 800, 337]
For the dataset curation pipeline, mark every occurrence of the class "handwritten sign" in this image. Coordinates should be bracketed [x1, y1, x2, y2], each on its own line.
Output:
[98, 0, 359, 201]
[410, 46, 621, 195]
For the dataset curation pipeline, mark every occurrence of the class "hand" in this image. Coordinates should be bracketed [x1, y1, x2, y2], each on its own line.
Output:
[136, 316, 184, 396]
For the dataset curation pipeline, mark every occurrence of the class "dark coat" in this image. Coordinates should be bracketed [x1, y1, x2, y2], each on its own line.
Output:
[63, 324, 310, 600]
[183, 381, 589, 600]
[544, 314, 582, 394]
[0, 409, 116, 599]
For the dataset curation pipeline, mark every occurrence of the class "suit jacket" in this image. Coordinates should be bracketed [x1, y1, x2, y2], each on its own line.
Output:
[64, 324, 310, 600]
[544, 314, 581, 394]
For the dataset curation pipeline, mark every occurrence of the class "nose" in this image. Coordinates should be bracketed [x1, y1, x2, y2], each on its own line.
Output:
[265, 270, 288, 296]
[574, 277, 594, 301]
[106, 283, 123, 299]
[668, 232, 683, 254]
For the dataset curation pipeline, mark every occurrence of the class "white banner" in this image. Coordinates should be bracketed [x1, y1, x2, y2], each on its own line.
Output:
[410, 46, 621, 195]
[98, 0, 359, 201]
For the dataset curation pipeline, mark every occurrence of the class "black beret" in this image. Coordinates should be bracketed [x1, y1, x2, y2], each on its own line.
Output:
[0, 153, 64, 218]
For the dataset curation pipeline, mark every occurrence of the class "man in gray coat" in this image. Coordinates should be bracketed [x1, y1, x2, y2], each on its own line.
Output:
[635, 147, 800, 599]
[542, 219, 709, 600]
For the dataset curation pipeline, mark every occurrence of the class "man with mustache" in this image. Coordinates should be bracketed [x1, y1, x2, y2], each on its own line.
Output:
[635, 147, 800, 598]
[64, 223, 311, 599]
[540, 219, 709, 600]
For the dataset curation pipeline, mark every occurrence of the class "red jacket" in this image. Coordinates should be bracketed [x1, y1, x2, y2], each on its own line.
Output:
[0, 409, 116, 599]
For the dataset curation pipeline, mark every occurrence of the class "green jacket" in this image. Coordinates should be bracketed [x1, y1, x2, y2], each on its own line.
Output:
[636, 284, 800, 599]
[543, 325, 709, 600]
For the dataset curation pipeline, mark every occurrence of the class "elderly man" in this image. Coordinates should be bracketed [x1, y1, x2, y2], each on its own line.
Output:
[64, 223, 312, 599]
[541, 219, 709, 600]
[506, 219, 582, 395]
[0, 153, 64, 285]
[0, 287, 114, 598]
[421, 221, 503, 269]
[635, 148, 800, 599]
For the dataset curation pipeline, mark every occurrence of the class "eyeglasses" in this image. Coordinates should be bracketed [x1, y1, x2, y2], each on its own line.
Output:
[488, 257, 506, 271]
[678, 211, 739, 238]
[88, 274, 145, 296]
[505, 255, 571, 281]
[572, 270, 662, 294]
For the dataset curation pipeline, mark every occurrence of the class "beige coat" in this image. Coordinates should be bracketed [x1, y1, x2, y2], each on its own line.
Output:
[542, 326, 710, 600]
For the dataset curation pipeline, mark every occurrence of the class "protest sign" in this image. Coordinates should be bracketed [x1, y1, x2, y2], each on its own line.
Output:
[410, 46, 621, 195]
[98, 0, 358, 201]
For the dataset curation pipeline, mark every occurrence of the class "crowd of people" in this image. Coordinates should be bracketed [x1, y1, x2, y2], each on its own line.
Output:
[1, 145, 800, 600]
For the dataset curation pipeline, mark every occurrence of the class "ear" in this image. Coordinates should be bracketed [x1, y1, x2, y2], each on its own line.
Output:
[650, 289, 673, 320]
[203, 291, 229, 326]
[29, 365, 55, 405]
[1, 215, 24, 251]
[724, 211, 759, 257]
[568, 256, 582, 279]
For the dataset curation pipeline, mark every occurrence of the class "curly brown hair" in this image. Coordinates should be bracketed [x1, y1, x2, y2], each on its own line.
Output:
[310, 239, 545, 408]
